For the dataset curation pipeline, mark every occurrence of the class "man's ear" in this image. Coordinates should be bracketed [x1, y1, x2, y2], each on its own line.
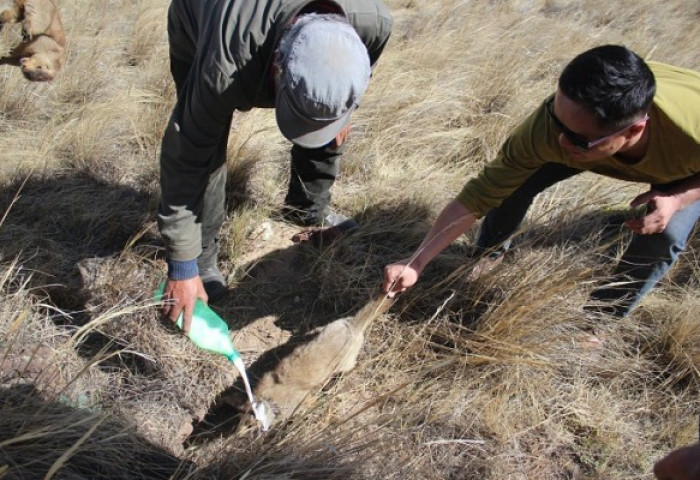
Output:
[625, 119, 648, 140]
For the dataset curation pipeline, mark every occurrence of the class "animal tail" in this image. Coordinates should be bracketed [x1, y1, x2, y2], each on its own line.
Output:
[349, 290, 395, 332]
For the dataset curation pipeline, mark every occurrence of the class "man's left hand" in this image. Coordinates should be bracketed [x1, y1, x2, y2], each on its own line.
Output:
[625, 190, 682, 234]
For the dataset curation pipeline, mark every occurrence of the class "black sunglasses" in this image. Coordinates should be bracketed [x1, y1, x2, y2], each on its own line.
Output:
[546, 98, 647, 151]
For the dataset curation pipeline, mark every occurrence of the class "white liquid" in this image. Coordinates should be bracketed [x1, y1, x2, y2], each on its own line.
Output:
[232, 357, 270, 431]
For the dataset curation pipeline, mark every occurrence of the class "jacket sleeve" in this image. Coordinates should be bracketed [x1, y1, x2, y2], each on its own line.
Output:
[158, 68, 234, 262]
[345, 0, 393, 66]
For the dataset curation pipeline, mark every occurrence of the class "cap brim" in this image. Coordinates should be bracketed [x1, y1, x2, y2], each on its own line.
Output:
[275, 88, 354, 149]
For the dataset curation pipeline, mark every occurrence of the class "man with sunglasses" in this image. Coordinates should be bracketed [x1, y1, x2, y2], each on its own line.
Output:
[159, 0, 392, 332]
[383, 45, 700, 318]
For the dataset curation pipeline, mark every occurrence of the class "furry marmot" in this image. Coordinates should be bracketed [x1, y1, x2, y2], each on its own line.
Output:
[0, 0, 66, 81]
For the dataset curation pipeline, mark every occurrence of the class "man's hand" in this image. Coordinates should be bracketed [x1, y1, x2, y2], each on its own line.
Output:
[161, 276, 208, 334]
[383, 259, 420, 298]
[625, 190, 682, 235]
[382, 199, 477, 298]
[653, 443, 700, 480]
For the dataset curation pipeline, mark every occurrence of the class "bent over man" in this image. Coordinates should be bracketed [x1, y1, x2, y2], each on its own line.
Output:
[159, 0, 392, 331]
[384, 45, 700, 318]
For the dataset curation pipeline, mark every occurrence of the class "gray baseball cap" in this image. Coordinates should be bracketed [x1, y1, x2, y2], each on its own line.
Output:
[275, 14, 371, 149]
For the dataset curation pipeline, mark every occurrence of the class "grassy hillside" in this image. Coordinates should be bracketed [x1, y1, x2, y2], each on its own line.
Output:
[1, 0, 699, 478]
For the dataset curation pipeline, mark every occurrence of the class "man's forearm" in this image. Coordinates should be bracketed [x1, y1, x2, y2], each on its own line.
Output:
[158, 157, 205, 264]
[408, 199, 477, 273]
[669, 173, 700, 210]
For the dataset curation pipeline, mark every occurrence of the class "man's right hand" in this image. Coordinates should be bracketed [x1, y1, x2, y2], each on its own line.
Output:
[383, 259, 420, 298]
[161, 277, 208, 334]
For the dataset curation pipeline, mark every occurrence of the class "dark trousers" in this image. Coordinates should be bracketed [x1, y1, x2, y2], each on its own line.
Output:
[475, 163, 700, 317]
[283, 143, 344, 225]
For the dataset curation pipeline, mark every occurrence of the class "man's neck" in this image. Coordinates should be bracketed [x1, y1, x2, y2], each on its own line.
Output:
[299, 1, 343, 15]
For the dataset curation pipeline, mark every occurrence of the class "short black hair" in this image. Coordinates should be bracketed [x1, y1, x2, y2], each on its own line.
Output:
[558, 45, 656, 130]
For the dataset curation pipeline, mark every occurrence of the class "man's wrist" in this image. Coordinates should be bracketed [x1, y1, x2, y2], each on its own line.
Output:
[407, 255, 426, 275]
[167, 258, 199, 280]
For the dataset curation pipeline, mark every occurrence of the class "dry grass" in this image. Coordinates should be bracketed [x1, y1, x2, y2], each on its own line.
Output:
[1, 0, 699, 478]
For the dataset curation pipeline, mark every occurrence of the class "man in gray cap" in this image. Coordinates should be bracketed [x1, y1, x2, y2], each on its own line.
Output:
[159, 0, 392, 331]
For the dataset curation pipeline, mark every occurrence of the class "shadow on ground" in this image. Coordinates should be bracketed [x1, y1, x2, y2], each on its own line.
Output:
[0, 170, 159, 310]
[0, 384, 198, 479]
[0, 170, 160, 368]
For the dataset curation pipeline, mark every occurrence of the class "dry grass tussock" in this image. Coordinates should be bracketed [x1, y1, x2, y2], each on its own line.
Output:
[1, 0, 699, 478]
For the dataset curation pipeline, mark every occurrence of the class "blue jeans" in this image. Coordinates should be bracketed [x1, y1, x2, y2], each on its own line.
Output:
[475, 163, 700, 317]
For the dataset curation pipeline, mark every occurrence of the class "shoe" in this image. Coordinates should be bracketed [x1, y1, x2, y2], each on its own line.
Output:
[289, 210, 359, 246]
[318, 210, 359, 231]
[466, 249, 505, 281]
[586, 287, 636, 318]
[282, 206, 358, 228]
[200, 267, 227, 302]
[280, 206, 320, 227]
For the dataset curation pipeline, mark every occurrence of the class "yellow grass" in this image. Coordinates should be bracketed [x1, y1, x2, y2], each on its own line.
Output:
[0, 0, 699, 478]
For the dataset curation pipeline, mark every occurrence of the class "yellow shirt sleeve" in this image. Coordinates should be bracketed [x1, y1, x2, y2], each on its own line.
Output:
[456, 99, 560, 218]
